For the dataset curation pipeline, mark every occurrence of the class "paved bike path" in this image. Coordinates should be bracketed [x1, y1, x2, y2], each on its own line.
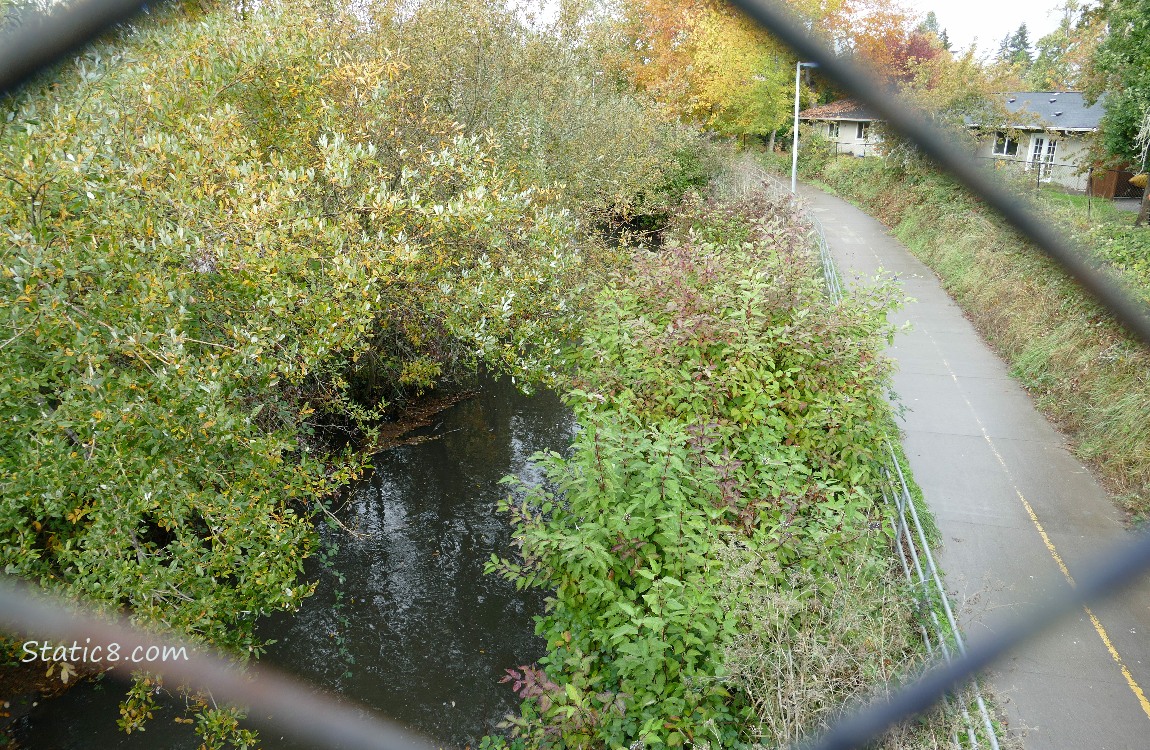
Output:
[799, 184, 1150, 749]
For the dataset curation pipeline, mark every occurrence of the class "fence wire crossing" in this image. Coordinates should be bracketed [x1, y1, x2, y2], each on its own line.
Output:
[4, 1, 1150, 749]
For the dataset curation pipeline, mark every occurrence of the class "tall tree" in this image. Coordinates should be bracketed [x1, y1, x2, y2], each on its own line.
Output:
[1089, 0, 1150, 224]
[1026, 1, 1103, 90]
[618, 0, 848, 137]
[848, 0, 942, 83]
[991, 22, 1035, 87]
[691, 4, 795, 138]
[1002, 23, 1034, 66]
[619, 0, 703, 121]
[917, 10, 940, 35]
[915, 10, 951, 53]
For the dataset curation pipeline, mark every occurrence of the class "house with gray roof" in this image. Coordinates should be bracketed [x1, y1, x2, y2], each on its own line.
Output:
[796, 99, 881, 157]
[799, 92, 1107, 192]
[970, 92, 1105, 192]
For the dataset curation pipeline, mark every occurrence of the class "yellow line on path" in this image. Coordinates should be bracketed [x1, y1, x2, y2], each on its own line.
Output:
[1009, 483, 1150, 720]
[937, 357, 1150, 722]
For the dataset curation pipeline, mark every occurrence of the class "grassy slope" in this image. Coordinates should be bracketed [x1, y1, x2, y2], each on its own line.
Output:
[792, 153, 1150, 520]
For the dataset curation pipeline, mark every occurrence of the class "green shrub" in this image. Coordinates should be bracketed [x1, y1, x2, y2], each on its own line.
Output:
[488, 190, 910, 748]
[796, 125, 836, 177]
[0, 0, 707, 742]
[374, 0, 710, 223]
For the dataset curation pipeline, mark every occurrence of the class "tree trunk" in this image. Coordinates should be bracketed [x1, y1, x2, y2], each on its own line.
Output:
[768, 129, 777, 152]
[1137, 181, 1150, 227]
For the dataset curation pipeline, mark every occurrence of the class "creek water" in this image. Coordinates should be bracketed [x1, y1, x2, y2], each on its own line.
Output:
[12, 375, 573, 749]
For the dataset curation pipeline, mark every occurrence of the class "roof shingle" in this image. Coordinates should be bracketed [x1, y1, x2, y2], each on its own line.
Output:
[799, 92, 1105, 131]
[996, 91, 1104, 131]
[797, 99, 878, 121]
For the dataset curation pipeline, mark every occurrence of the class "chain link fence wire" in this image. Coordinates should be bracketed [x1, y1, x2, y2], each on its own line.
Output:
[0, 0, 157, 95]
[4, 0, 1150, 749]
[827, 140, 881, 158]
[971, 155, 1094, 194]
[970, 156, 1145, 200]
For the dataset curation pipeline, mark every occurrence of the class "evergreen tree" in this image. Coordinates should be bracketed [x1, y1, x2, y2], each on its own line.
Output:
[996, 22, 1033, 76]
[1008, 23, 1033, 65]
[915, 10, 951, 53]
[917, 10, 940, 36]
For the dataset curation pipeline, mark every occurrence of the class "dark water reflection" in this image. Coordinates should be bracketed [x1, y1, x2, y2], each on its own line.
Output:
[258, 375, 571, 747]
[12, 376, 573, 749]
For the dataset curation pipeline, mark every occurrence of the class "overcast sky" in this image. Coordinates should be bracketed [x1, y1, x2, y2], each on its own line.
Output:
[901, 0, 1078, 59]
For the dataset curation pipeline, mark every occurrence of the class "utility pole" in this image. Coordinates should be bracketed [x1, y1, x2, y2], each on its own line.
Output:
[791, 62, 818, 194]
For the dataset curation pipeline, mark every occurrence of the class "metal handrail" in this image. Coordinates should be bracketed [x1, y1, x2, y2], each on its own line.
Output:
[806, 202, 1001, 749]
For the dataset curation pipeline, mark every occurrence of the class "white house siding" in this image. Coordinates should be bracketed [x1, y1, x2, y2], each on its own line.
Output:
[803, 94, 1103, 190]
[823, 119, 879, 157]
[974, 132, 1093, 192]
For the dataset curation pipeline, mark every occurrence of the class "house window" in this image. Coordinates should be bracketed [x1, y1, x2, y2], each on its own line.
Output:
[856, 122, 870, 140]
[827, 122, 840, 139]
[992, 132, 1019, 157]
[1030, 137, 1058, 179]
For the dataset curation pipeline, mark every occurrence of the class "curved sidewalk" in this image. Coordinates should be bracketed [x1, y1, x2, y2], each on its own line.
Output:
[800, 184, 1150, 749]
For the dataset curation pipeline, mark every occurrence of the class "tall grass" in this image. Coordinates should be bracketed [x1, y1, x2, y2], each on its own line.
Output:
[721, 543, 973, 749]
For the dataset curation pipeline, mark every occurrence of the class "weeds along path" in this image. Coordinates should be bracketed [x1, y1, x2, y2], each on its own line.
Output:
[483, 177, 970, 749]
[799, 182, 1150, 750]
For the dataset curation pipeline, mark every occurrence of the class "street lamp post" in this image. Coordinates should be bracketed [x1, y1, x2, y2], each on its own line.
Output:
[791, 61, 817, 194]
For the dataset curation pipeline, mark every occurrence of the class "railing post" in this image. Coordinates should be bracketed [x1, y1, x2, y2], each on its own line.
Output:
[1087, 167, 1094, 223]
[791, 61, 802, 194]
